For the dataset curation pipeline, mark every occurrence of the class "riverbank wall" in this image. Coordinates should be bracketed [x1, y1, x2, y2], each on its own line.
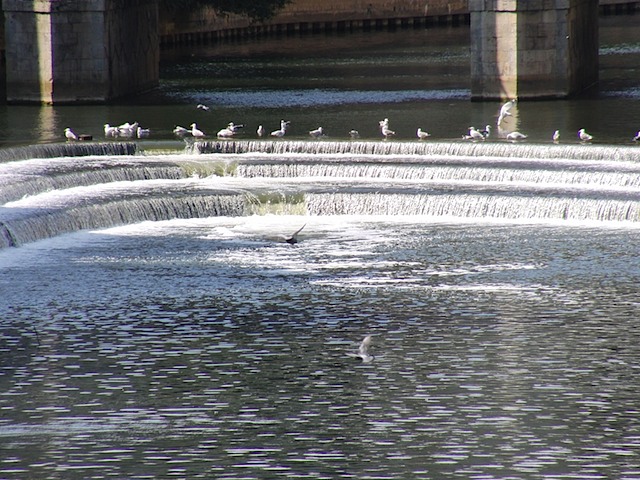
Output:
[159, 0, 640, 46]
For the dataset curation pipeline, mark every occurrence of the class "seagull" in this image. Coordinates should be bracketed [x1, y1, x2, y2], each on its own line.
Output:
[136, 127, 150, 138]
[578, 128, 593, 142]
[465, 126, 485, 141]
[553, 130, 560, 143]
[309, 126, 324, 139]
[497, 99, 516, 126]
[506, 131, 528, 141]
[64, 128, 78, 141]
[480, 125, 491, 139]
[271, 120, 290, 138]
[379, 119, 395, 139]
[104, 124, 118, 138]
[357, 335, 374, 363]
[417, 128, 431, 140]
[257, 125, 265, 137]
[349, 129, 360, 139]
[285, 224, 306, 244]
[173, 125, 190, 137]
[217, 126, 235, 138]
[227, 123, 244, 134]
[633, 131, 640, 142]
[197, 104, 210, 111]
[117, 122, 138, 138]
[190, 123, 206, 139]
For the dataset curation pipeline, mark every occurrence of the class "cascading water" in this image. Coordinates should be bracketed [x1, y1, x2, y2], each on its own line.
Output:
[2, 139, 640, 248]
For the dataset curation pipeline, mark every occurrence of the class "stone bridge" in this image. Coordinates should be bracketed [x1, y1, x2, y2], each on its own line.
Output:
[1, 0, 637, 103]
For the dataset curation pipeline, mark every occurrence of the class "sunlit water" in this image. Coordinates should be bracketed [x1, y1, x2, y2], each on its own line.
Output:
[1, 13, 640, 480]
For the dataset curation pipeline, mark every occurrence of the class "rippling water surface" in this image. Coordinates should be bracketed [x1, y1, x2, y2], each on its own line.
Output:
[1, 217, 640, 479]
[1, 12, 640, 480]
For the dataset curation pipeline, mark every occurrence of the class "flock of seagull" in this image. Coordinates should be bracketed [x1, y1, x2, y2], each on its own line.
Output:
[63, 99, 640, 144]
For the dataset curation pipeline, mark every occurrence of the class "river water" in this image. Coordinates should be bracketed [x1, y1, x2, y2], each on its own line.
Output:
[1, 14, 640, 480]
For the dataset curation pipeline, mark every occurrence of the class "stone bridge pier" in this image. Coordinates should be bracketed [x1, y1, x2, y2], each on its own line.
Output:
[470, 0, 599, 100]
[3, 0, 159, 104]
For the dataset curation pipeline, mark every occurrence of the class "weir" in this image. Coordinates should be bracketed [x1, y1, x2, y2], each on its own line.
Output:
[1, 140, 640, 248]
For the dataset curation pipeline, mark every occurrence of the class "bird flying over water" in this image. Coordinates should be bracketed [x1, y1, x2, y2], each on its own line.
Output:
[357, 335, 374, 362]
[497, 99, 516, 126]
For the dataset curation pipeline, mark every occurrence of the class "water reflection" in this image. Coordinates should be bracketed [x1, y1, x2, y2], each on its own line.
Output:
[1, 219, 639, 478]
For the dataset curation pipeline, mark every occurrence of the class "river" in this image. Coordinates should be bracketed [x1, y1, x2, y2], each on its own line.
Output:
[1, 14, 640, 480]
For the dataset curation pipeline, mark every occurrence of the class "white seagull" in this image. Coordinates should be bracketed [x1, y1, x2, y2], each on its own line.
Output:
[553, 130, 560, 143]
[309, 126, 324, 139]
[190, 123, 206, 139]
[497, 99, 516, 126]
[633, 131, 640, 142]
[578, 128, 593, 142]
[64, 128, 78, 141]
[136, 127, 150, 138]
[379, 118, 395, 139]
[506, 131, 528, 141]
[465, 126, 485, 141]
[349, 129, 360, 139]
[173, 125, 189, 137]
[197, 104, 210, 111]
[217, 126, 235, 138]
[285, 224, 306, 245]
[357, 335, 374, 363]
[480, 125, 491, 139]
[271, 120, 290, 138]
[257, 125, 265, 137]
[417, 128, 431, 140]
[104, 124, 118, 138]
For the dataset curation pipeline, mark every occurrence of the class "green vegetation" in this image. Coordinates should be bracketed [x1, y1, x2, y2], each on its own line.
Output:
[160, 0, 292, 20]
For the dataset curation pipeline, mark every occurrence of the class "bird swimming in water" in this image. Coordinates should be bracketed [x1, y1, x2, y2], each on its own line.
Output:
[349, 129, 360, 139]
[257, 125, 265, 137]
[197, 103, 210, 111]
[633, 130, 640, 142]
[285, 224, 306, 244]
[578, 128, 593, 142]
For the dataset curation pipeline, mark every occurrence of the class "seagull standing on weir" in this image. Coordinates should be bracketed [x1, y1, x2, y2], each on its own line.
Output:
[553, 130, 560, 143]
[379, 118, 395, 139]
[417, 128, 431, 140]
[578, 128, 593, 142]
[309, 126, 324, 139]
[64, 128, 78, 141]
[190, 123, 206, 139]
